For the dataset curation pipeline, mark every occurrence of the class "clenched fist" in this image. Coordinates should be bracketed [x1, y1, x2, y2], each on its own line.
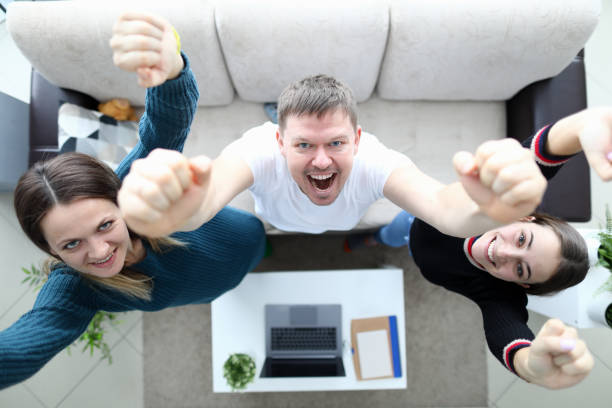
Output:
[516, 318, 594, 389]
[118, 149, 212, 237]
[453, 138, 547, 223]
[110, 12, 184, 87]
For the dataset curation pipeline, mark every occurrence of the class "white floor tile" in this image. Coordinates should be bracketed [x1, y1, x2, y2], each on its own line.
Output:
[0, 215, 47, 320]
[0, 20, 31, 103]
[57, 340, 143, 408]
[0, 383, 46, 408]
[495, 354, 612, 408]
[124, 314, 143, 355]
[580, 327, 612, 370]
[487, 350, 518, 403]
[584, 0, 612, 96]
[0, 192, 20, 231]
[111, 310, 143, 338]
[19, 307, 124, 408]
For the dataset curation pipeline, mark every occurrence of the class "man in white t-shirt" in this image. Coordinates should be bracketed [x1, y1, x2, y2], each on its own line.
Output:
[118, 73, 547, 238]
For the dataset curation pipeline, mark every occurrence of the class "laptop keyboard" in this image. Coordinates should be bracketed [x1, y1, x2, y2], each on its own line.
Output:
[271, 327, 337, 351]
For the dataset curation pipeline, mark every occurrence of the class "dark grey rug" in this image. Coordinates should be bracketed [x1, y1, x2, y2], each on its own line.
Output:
[143, 234, 487, 408]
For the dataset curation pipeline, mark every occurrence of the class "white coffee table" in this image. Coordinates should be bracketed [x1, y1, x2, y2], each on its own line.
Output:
[211, 268, 406, 392]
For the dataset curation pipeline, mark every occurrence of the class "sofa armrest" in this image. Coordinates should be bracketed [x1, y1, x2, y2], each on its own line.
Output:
[505, 51, 591, 222]
[29, 69, 99, 166]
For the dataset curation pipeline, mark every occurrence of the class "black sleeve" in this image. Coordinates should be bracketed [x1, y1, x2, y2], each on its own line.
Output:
[522, 124, 576, 181]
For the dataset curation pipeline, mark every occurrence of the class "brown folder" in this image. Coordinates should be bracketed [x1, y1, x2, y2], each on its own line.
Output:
[351, 315, 401, 381]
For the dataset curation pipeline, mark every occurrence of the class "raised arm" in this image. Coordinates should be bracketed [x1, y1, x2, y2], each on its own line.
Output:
[384, 138, 547, 237]
[0, 278, 96, 390]
[118, 149, 253, 237]
[537, 107, 612, 181]
[109, 12, 199, 180]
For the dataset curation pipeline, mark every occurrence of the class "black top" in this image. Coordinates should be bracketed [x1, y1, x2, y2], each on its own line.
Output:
[409, 125, 573, 374]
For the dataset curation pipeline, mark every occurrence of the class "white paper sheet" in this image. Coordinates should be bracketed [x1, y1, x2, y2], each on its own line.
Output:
[357, 329, 392, 379]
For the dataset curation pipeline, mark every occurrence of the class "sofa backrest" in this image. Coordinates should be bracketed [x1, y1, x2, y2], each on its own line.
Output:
[7, 0, 601, 106]
[7, 0, 233, 106]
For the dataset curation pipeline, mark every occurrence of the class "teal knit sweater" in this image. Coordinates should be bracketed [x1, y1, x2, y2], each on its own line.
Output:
[0, 54, 266, 390]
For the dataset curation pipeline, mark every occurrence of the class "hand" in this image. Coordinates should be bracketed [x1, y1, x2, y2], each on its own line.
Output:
[118, 149, 212, 237]
[110, 12, 184, 88]
[519, 318, 594, 389]
[578, 107, 612, 181]
[453, 138, 547, 223]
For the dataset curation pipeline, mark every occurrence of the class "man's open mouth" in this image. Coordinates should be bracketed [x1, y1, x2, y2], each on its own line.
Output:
[307, 173, 336, 191]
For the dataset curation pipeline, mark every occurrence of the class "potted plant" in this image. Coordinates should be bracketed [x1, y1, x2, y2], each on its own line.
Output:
[588, 205, 612, 328]
[223, 353, 256, 391]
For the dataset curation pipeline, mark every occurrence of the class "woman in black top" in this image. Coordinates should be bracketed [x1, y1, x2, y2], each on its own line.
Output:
[347, 108, 612, 389]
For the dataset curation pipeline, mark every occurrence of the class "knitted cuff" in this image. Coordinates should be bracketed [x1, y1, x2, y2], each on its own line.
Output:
[531, 125, 574, 167]
[503, 339, 532, 375]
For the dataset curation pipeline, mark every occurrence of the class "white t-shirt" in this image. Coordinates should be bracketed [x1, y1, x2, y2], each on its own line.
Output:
[224, 122, 410, 233]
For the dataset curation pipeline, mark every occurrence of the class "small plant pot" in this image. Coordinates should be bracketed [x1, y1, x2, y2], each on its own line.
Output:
[587, 292, 612, 328]
[223, 353, 256, 391]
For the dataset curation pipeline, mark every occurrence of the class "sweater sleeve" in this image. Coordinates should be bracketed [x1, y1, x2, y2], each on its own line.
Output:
[474, 291, 534, 374]
[522, 124, 576, 181]
[0, 272, 97, 390]
[443, 278, 535, 375]
[114, 52, 200, 181]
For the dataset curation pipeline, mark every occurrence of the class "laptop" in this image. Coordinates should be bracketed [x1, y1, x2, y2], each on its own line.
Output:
[260, 304, 346, 378]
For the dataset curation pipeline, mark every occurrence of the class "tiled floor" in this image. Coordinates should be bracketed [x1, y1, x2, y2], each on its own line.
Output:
[1, 2, 612, 407]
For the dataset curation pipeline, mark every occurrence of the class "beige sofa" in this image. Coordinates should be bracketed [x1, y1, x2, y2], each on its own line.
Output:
[7, 0, 601, 232]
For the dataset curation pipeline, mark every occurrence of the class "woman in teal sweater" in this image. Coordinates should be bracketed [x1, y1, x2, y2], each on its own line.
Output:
[0, 13, 265, 390]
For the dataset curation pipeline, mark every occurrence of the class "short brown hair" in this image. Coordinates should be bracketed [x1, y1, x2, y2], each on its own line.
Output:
[524, 213, 589, 296]
[277, 74, 357, 131]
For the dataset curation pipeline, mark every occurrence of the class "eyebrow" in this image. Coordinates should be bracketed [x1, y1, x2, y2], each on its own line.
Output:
[293, 135, 350, 143]
[525, 231, 534, 280]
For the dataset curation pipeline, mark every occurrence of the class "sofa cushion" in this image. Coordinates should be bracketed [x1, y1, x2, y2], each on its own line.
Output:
[377, 0, 600, 101]
[215, 0, 388, 103]
[7, 0, 233, 106]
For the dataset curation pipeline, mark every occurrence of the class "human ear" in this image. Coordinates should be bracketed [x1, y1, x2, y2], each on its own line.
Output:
[519, 215, 536, 223]
[276, 130, 287, 157]
[353, 126, 362, 155]
[516, 282, 530, 289]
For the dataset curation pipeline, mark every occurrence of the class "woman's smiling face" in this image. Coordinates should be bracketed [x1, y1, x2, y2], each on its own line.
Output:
[40, 198, 131, 278]
[471, 219, 562, 287]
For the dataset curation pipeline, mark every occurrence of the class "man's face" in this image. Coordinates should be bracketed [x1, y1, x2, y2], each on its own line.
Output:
[277, 109, 361, 206]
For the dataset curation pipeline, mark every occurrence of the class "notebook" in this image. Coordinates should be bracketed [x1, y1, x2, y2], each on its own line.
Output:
[351, 315, 401, 380]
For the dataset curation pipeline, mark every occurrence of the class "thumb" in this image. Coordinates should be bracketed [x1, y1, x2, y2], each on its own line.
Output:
[137, 67, 153, 88]
[453, 151, 478, 176]
[188, 156, 212, 185]
[537, 318, 566, 338]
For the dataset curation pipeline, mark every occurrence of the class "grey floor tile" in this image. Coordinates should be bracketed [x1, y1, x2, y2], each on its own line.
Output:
[496, 354, 612, 408]
[57, 340, 143, 408]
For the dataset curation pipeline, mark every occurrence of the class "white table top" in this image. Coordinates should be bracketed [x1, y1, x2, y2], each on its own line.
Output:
[211, 268, 406, 392]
